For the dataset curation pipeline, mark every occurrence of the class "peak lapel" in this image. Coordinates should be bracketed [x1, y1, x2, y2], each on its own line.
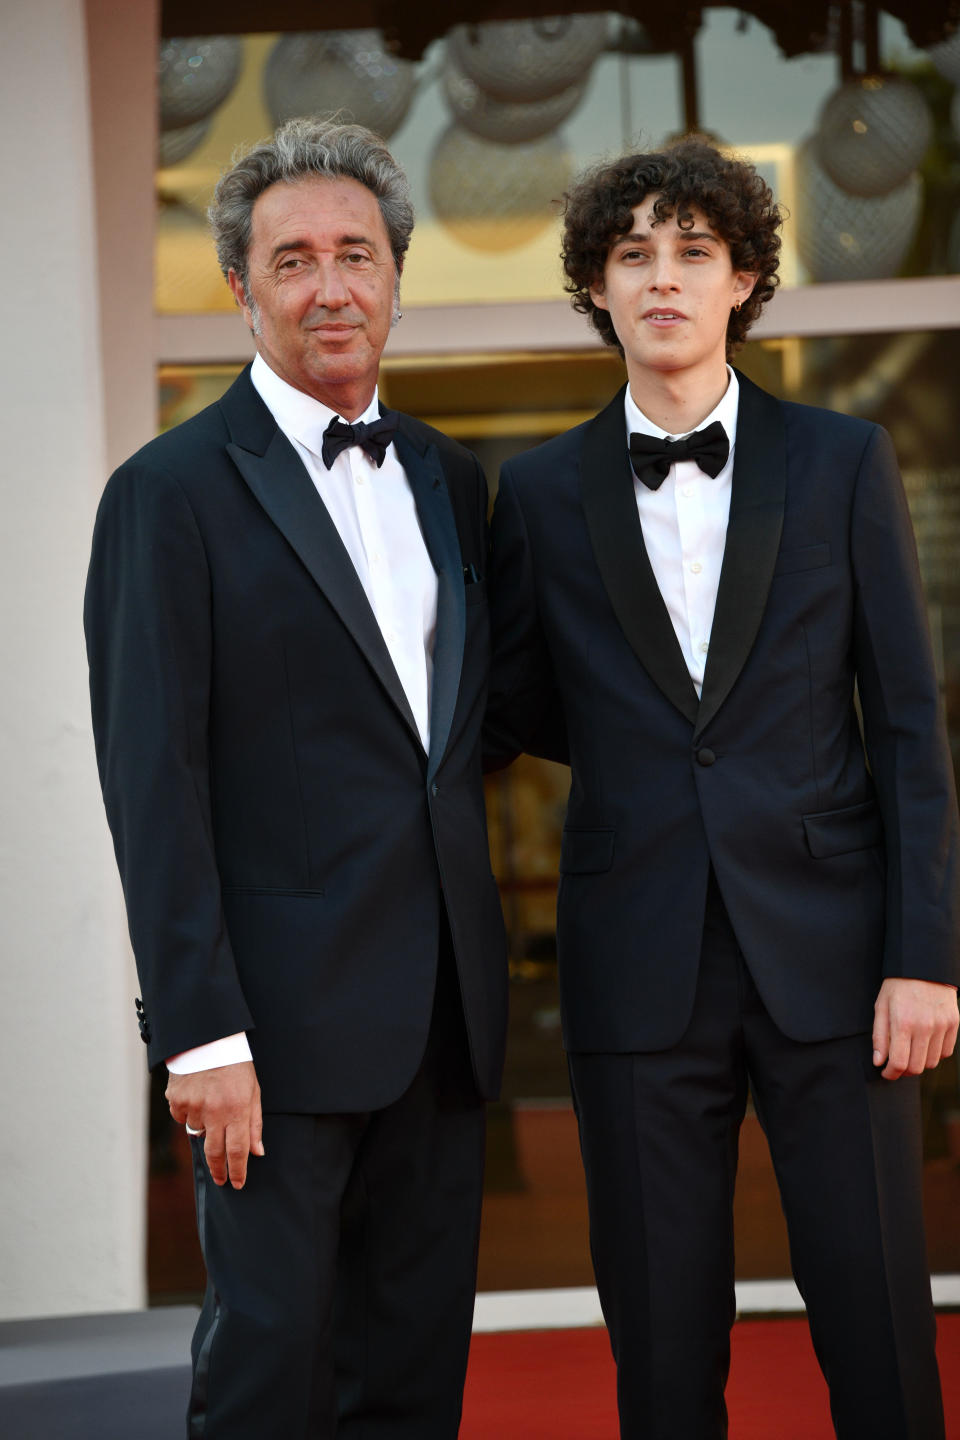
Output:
[222, 376, 421, 744]
[394, 421, 465, 781]
[579, 387, 700, 725]
[696, 372, 786, 737]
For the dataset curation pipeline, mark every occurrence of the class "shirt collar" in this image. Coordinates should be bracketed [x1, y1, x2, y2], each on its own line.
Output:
[624, 366, 739, 453]
[250, 352, 382, 459]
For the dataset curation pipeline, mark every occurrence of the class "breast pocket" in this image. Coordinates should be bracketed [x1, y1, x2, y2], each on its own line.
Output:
[773, 543, 831, 577]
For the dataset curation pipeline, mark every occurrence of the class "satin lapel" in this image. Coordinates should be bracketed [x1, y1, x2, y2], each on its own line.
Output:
[579, 387, 700, 725]
[696, 372, 786, 737]
[223, 381, 420, 744]
[394, 422, 465, 782]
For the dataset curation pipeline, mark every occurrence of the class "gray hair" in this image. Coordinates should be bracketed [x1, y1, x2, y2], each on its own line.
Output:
[208, 115, 415, 292]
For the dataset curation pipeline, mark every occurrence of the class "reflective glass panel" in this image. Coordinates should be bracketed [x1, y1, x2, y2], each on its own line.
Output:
[155, 15, 960, 313]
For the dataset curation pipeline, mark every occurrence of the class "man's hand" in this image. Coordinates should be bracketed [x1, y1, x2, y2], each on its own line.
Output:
[872, 978, 959, 1081]
[165, 1061, 264, 1188]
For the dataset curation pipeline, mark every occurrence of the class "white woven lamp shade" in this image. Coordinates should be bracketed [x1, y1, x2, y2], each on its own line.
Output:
[429, 125, 571, 252]
[446, 14, 607, 103]
[158, 117, 213, 167]
[158, 36, 243, 130]
[264, 31, 416, 138]
[929, 30, 960, 85]
[816, 75, 932, 198]
[443, 59, 587, 143]
[795, 136, 922, 281]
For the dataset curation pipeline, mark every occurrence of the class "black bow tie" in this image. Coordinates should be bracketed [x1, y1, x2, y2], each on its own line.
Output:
[629, 420, 729, 491]
[321, 412, 398, 469]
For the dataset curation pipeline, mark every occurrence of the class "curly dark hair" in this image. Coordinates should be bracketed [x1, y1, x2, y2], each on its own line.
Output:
[562, 138, 782, 357]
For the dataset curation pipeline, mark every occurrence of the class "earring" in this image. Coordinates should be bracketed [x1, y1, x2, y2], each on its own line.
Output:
[734, 301, 742, 312]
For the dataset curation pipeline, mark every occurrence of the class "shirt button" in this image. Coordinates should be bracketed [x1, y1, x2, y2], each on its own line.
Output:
[690, 561, 703, 575]
[354, 473, 364, 486]
[699, 642, 709, 654]
[682, 485, 693, 497]
[372, 552, 382, 565]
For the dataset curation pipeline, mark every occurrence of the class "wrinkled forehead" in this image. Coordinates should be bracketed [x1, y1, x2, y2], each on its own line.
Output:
[249, 174, 389, 252]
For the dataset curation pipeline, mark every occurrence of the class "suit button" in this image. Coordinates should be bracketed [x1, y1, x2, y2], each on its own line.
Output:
[431, 783, 439, 796]
[696, 747, 716, 767]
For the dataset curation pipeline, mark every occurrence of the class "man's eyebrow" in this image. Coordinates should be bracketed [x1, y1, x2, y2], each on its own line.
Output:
[614, 228, 719, 246]
[267, 234, 376, 263]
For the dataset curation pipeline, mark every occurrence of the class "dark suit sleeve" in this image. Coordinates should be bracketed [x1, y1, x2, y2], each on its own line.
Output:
[84, 460, 255, 1066]
[484, 461, 569, 771]
[851, 426, 960, 985]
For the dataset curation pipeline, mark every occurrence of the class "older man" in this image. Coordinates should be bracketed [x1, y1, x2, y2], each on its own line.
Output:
[85, 118, 507, 1439]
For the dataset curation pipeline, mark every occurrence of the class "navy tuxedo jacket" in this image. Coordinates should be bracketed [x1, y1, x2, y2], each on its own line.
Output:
[487, 371, 960, 1053]
[85, 367, 507, 1111]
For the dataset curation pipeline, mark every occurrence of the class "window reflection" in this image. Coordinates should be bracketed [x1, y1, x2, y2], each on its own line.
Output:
[155, 17, 960, 314]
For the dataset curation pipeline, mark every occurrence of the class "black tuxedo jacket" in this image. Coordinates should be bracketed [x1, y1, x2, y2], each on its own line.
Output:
[487, 371, 960, 1052]
[85, 367, 507, 1111]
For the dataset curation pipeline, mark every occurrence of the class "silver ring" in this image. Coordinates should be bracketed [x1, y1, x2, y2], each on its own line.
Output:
[185, 1123, 204, 1137]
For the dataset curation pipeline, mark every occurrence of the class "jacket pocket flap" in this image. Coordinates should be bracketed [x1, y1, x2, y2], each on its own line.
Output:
[773, 542, 831, 576]
[560, 828, 616, 874]
[802, 800, 882, 858]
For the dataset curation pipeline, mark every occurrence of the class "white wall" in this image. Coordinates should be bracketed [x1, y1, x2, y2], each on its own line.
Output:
[0, 0, 154, 1319]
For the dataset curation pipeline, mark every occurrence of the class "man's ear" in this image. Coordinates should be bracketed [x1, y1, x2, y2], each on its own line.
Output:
[228, 269, 254, 330]
[589, 280, 609, 313]
[733, 271, 757, 308]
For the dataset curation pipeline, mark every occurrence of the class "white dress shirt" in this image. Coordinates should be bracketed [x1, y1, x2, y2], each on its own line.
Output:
[167, 353, 438, 1075]
[626, 368, 739, 696]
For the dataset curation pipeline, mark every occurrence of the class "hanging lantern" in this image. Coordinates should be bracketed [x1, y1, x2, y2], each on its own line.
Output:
[815, 75, 933, 198]
[443, 59, 587, 144]
[795, 137, 922, 282]
[928, 30, 960, 85]
[446, 15, 608, 104]
[264, 31, 416, 138]
[429, 125, 572, 252]
[158, 36, 243, 130]
[158, 117, 213, 167]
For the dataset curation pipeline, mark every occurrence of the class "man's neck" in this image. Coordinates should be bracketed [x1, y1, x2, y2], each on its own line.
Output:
[626, 361, 730, 435]
[253, 351, 377, 422]
[322, 389, 377, 423]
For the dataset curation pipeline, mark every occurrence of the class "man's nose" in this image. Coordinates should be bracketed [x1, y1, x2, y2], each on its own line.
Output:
[313, 259, 350, 308]
[648, 258, 681, 291]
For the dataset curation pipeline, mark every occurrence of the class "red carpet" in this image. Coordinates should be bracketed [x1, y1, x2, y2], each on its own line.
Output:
[461, 1313, 960, 1438]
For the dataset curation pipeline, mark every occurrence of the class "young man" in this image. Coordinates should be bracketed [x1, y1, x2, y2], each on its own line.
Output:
[486, 139, 960, 1438]
[85, 118, 507, 1439]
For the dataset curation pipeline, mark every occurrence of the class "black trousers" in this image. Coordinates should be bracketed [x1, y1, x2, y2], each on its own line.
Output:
[186, 935, 485, 1440]
[568, 874, 943, 1440]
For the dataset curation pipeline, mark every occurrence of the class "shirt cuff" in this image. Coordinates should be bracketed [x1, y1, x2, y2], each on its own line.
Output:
[166, 1033, 253, 1073]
